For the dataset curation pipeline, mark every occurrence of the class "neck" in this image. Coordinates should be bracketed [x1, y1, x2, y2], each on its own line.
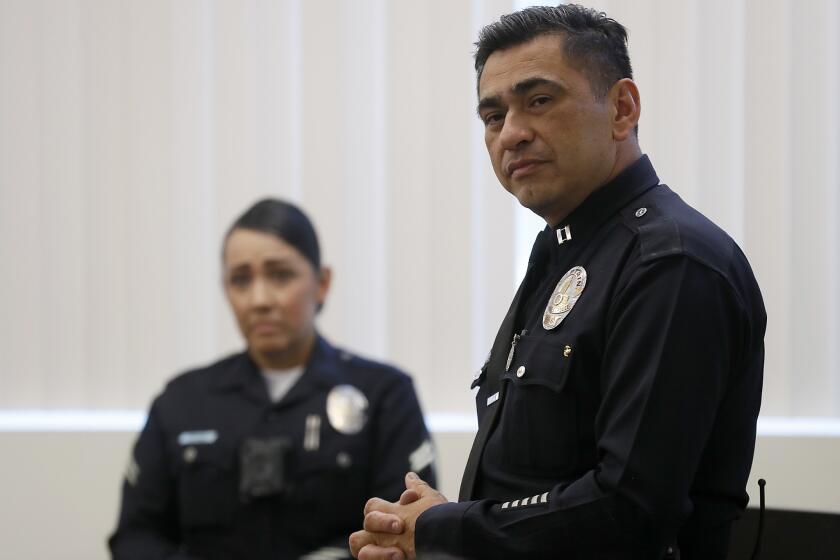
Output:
[544, 141, 643, 227]
[251, 332, 317, 370]
[607, 140, 642, 183]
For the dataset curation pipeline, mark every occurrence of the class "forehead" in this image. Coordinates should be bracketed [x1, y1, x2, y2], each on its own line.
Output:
[224, 228, 299, 265]
[478, 33, 581, 98]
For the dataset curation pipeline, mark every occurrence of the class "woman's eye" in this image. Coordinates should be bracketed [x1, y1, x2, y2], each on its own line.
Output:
[268, 269, 295, 283]
[230, 274, 250, 287]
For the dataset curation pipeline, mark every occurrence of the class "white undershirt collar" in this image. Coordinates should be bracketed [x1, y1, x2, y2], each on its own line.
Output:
[261, 365, 304, 403]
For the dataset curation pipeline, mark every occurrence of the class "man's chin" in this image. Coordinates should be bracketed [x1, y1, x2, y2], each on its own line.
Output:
[511, 182, 544, 205]
[514, 192, 549, 219]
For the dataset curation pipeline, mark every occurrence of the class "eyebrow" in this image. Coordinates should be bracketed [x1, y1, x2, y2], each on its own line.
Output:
[226, 263, 252, 273]
[476, 77, 566, 116]
[226, 257, 292, 271]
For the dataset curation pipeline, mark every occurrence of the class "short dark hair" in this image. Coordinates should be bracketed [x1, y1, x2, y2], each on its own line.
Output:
[474, 4, 632, 98]
[225, 198, 321, 270]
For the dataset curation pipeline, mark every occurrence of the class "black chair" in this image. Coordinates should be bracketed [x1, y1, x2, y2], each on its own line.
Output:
[728, 508, 840, 559]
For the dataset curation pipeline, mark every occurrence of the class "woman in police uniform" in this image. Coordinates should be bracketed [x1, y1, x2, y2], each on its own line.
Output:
[109, 199, 435, 560]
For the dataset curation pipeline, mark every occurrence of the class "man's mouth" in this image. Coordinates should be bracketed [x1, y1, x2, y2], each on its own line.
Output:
[507, 159, 545, 178]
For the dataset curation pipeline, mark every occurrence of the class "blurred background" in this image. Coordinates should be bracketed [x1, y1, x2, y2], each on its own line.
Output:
[1, 0, 838, 558]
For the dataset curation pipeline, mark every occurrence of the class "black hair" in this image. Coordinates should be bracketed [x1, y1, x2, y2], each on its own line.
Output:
[474, 4, 633, 99]
[226, 198, 321, 270]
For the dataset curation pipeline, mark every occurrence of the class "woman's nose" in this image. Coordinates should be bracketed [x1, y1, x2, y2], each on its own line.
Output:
[248, 278, 271, 307]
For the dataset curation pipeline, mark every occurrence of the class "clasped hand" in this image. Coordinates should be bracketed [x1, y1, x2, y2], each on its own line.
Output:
[349, 472, 448, 560]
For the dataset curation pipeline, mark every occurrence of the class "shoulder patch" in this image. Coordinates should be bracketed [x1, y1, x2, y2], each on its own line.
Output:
[125, 455, 140, 486]
[638, 217, 683, 261]
[409, 439, 435, 472]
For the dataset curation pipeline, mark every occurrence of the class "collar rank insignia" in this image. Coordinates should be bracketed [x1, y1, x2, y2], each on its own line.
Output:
[542, 266, 587, 330]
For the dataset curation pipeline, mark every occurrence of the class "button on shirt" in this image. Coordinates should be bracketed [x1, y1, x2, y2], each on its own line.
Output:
[416, 156, 766, 559]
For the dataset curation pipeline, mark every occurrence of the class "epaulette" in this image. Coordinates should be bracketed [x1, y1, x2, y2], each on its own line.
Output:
[620, 202, 684, 262]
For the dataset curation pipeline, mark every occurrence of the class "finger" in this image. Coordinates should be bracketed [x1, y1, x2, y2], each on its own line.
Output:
[364, 497, 398, 516]
[364, 510, 404, 534]
[349, 530, 376, 558]
[358, 544, 405, 560]
[404, 471, 431, 493]
[404, 472, 448, 504]
[399, 488, 421, 505]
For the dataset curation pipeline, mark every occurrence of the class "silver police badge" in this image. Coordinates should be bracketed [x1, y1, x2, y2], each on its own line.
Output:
[543, 266, 587, 330]
[326, 384, 369, 435]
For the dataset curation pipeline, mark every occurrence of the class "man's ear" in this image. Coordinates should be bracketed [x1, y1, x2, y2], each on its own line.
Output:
[610, 78, 641, 141]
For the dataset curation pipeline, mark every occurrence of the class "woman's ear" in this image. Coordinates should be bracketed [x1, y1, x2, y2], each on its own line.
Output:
[316, 266, 332, 312]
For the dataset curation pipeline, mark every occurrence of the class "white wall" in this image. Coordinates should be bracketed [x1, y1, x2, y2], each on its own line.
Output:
[2, 0, 839, 417]
[0, 0, 517, 416]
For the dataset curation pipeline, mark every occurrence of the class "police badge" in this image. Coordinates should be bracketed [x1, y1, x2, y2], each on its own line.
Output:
[543, 266, 587, 330]
[326, 384, 369, 435]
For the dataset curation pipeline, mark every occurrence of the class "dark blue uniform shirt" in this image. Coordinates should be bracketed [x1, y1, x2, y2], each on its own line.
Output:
[110, 335, 435, 560]
[416, 156, 765, 559]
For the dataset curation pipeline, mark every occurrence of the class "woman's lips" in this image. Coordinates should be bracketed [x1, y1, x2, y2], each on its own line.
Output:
[251, 322, 280, 335]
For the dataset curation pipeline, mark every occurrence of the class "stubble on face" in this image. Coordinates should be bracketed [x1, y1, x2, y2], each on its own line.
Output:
[478, 34, 617, 226]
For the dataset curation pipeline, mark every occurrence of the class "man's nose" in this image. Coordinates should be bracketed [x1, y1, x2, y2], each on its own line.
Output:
[498, 112, 534, 150]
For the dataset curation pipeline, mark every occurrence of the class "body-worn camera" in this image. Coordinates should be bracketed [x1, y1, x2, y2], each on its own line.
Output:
[238, 436, 291, 502]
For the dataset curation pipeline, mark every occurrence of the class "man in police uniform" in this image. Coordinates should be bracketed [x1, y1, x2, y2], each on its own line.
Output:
[350, 5, 765, 560]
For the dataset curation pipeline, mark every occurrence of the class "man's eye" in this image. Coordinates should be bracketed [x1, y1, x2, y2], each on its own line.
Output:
[483, 113, 504, 127]
[531, 96, 551, 107]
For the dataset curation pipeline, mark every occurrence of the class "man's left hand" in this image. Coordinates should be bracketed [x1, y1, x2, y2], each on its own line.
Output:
[349, 472, 448, 560]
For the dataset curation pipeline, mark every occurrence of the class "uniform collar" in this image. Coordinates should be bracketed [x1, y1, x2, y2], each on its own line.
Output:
[541, 154, 660, 265]
[297, 335, 345, 389]
[213, 334, 345, 401]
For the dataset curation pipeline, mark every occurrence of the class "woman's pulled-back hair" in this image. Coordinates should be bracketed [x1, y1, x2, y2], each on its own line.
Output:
[226, 198, 321, 270]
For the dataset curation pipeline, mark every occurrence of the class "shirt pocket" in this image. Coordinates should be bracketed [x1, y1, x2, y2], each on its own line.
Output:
[288, 441, 371, 536]
[500, 335, 577, 474]
[176, 442, 237, 528]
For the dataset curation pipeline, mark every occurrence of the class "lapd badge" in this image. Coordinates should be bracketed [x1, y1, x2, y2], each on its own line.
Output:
[542, 266, 587, 330]
[326, 384, 369, 435]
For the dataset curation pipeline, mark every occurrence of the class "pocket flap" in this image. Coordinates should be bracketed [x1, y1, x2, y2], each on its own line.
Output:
[502, 335, 573, 393]
[178, 441, 234, 471]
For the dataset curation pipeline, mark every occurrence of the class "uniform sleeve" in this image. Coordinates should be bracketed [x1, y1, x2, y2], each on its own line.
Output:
[370, 375, 437, 501]
[416, 256, 751, 558]
[109, 400, 199, 560]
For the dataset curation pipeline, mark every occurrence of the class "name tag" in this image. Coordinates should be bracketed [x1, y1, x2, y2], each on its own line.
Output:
[486, 392, 499, 406]
[177, 430, 218, 446]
